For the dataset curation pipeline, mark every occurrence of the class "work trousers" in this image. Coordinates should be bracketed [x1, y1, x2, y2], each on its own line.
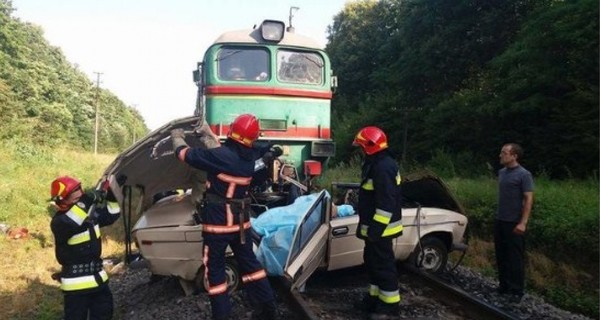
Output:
[63, 284, 113, 320]
[363, 238, 399, 305]
[204, 231, 275, 319]
[494, 220, 525, 296]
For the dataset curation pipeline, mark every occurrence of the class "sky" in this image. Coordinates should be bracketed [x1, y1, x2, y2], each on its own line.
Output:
[10, 0, 349, 130]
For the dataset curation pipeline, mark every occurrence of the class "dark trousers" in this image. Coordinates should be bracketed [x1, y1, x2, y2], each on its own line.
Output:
[204, 232, 275, 319]
[363, 238, 398, 303]
[494, 220, 525, 296]
[63, 284, 113, 320]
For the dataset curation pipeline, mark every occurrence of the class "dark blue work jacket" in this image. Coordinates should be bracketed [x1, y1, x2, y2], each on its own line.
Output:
[51, 193, 120, 292]
[357, 151, 403, 240]
[176, 140, 257, 234]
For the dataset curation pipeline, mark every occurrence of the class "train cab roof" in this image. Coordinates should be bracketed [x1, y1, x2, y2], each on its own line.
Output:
[213, 20, 324, 50]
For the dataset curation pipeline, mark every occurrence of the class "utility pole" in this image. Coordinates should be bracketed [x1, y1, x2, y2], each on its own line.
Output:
[93, 72, 103, 155]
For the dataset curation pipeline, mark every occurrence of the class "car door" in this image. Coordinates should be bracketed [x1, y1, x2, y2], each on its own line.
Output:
[283, 189, 330, 291]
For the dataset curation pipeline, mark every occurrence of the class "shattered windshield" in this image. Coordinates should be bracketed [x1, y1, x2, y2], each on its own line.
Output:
[277, 50, 323, 85]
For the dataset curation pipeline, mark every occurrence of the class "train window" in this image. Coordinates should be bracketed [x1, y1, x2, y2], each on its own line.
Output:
[217, 47, 269, 81]
[277, 50, 323, 85]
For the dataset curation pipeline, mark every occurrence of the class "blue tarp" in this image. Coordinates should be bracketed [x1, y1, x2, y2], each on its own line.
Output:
[251, 191, 355, 276]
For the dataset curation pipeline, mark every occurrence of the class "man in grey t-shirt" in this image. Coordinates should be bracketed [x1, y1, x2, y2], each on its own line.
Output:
[495, 143, 534, 303]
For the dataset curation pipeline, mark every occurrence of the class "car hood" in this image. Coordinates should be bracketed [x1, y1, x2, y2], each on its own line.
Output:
[401, 172, 466, 215]
[100, 116, 208, 212]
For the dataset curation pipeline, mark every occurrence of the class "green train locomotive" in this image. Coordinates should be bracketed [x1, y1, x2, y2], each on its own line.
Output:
[193, 19, 336, 192]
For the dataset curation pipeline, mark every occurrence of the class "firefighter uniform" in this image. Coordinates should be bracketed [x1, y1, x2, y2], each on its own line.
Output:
[51, 189, 120, 320]
[173, 114, 276, 320]
[353, 126, 402, 319]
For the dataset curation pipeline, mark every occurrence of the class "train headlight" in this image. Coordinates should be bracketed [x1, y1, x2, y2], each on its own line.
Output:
[260, 20, 285, 42]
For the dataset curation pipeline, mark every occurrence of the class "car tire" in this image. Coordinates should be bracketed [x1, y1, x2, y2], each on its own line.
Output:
[195, 257, 241, 293]
[408, 236, 448, 274]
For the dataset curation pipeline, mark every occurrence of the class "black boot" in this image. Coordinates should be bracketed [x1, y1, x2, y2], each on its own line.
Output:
[353, 294, 378, 313]
[369, 301, 400, 320]
[252, 300, 278, 320]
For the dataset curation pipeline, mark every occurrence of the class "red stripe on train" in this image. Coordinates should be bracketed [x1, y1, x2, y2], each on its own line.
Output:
[211, 124, 331, 139]
[205, 85, 333, 99]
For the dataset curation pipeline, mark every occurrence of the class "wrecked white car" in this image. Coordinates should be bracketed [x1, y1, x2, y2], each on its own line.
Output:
[100, 116, 469, 293]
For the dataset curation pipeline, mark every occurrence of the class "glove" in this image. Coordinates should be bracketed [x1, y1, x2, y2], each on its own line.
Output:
[261, 151, 276, 164]
[260, 144, 283, 164]
[88, 190, 106, 204]
[171, 128, 185, 140]
[270, 145, 283, 158]
[171, 129, 188, 151]
[195, 121, 212, 135]
[197, 123, 220, 148]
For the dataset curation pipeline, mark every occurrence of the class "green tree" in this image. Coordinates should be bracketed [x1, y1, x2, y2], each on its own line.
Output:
[432, 0, 599, 177]
[326, 0, 597, 178]
[0, 0, 149, 150]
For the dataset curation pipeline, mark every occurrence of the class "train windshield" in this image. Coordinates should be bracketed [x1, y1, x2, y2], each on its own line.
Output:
[277, 50, 324, 85]
[217, 47, 269, 81]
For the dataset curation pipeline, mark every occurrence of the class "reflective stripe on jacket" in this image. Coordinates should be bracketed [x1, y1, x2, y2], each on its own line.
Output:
[61, 270, 109, 291]
[357, 151, 403, 240]
[51, 193, 120, 292]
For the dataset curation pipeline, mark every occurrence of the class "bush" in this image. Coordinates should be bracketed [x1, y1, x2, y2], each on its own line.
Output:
[545, 286, 599, 319]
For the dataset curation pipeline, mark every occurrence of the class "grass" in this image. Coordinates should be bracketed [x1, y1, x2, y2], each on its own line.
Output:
[0, 142, 121, 320]
[0, 144, 597, 319]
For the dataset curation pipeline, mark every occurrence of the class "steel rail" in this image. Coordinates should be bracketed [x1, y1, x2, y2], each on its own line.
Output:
[406, 266, 519, 320]
[271, 277, 319, 320]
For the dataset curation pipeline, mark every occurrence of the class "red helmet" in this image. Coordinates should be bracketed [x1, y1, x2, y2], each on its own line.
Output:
[227, 114, 260, 147]
[50, 176, 81, 202]
[352, 126, 388, 155]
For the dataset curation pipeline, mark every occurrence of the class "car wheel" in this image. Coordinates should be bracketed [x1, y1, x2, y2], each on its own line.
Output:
[409, 236, 448, 274]
[195, 257, 241, 293]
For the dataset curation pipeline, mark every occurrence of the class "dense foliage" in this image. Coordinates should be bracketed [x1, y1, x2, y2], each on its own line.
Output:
[0, 0, 148, 152]
[327, 0, 598, 179]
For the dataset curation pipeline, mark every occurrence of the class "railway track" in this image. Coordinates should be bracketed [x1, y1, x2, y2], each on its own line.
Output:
[404, 266, 519, 320]
[273, 265, 520, 320]
[271, 277, 319, 320]
[110, 264, 590, 319]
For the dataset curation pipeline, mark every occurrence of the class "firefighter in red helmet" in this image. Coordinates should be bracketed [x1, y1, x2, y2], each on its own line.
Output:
[227, 113, 260, 147]
[352, 126, 403, 320]
[49, 176, 121, 320]
[171, 114, 278, 320]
